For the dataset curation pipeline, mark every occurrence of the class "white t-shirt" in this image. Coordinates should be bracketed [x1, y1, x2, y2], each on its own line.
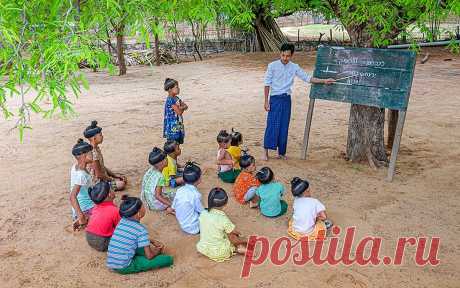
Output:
[172, 184, 204, 234]
[292, 197, 325, 234]
[70, 165, 94, 217]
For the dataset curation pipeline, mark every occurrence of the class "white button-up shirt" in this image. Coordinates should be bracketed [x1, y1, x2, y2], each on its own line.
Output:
[264, 60, 312, 96]
[172, 184, 204, 234]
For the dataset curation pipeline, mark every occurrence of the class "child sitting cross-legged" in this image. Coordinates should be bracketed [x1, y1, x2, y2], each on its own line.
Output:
[227, 129, 243, 169]
[106, 196, 173, 274]
[197, 188, 247, 262]
[216, 130, 241, 183]
[232, 154, 260, 208]
[86, 181, 120, 252]
[70, 139, 95, 231]
[288, 177, 332, 240]
[255, 167, 288, 218]
[141, 147, 175, 213]
[162, 140, 184, 188]
[171, 162, 204, 234]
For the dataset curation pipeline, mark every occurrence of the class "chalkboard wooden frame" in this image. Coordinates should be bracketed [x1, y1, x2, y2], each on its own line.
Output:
[300, 46, 416, 181]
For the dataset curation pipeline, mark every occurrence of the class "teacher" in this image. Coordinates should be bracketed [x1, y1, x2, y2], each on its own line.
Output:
[262, 43, 335, 161]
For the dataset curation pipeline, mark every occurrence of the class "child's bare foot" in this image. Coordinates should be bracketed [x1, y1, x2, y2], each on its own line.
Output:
[236, 245, 247, 255]
[249, 201, 259, 209]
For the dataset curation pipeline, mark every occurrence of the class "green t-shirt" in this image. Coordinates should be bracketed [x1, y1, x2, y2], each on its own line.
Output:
[256, 182, 285, 217]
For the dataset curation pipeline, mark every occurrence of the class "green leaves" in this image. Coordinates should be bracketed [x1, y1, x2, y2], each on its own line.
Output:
[0, 0, 112, 140]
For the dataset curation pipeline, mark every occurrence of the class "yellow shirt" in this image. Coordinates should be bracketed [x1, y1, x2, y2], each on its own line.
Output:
[162, 155, 177, 185]
[226, 146, 241, 169]
[196, 209, 236, 262]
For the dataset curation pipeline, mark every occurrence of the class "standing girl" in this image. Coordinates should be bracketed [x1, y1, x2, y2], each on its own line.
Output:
[164, 78, 188, 144]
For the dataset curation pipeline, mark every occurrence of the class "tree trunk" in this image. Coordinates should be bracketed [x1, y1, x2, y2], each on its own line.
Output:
[154, 32, 160, 66]
[346, 105, 388, 167]
[345, 29, 388, 167]
[115, 23, 127, 76]
[190, 22, 203, 61]
[105, 28, 113, 56]
[252, 7, 287, 52]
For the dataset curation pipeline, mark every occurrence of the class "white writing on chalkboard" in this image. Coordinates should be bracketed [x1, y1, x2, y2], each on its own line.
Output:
[336, 57, 385, 67]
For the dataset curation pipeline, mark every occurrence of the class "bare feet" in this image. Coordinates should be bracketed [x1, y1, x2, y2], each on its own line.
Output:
[277, 155, 288, 160]
[261, 149, 268, 161]
[236, 245, 247, 255]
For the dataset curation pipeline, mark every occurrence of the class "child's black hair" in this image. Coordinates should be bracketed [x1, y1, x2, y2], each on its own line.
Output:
[230, 128, 243, 146]
[183, 161, 201, 184]
[149, 147, 166, 166]
[239, 154, 255, 169]
[164, 78, 178, 91]
[163, 140, 178, 155]
[256, 167, 274, 184]
[291, 177, 310, 197]
[119, 195, 143, 218]
[217, 130, 231, 144]
[83, 120, 102, 139]
[72, 138, 93, 156]
[89, 181, 111, 204]
[280, 43, 295, 54]
[207, 187, 228, 211]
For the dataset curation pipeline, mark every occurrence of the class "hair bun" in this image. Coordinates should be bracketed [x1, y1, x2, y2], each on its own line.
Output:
[184, 161, 197, 168]
[291, 177, 302, 185]
[121, 194, 129, 201]
[90, 120, 98, 128]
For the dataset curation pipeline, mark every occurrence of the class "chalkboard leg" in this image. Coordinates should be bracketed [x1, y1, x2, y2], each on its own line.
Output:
[387, 111, 407, 182]
[301, 98, 315, 160]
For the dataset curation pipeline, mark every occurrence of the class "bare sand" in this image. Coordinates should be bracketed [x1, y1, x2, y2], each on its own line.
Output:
[1, 49, 459, 287]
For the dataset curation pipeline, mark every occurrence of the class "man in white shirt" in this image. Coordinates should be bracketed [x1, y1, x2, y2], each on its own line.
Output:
[263, 43, 335, 160]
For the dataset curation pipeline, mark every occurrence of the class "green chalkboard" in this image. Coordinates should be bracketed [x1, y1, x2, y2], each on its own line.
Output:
[310, 46, 416, 110]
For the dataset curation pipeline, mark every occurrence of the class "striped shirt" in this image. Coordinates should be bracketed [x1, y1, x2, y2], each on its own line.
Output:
[106, 218, 150, 269]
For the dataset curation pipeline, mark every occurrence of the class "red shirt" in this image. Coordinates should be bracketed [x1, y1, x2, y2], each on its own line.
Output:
[86, 201, 121, 237]
[233, 171, 260, 204]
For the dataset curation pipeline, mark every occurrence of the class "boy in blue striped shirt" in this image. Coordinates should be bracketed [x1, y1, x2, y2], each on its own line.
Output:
[107, 195, 173, 274]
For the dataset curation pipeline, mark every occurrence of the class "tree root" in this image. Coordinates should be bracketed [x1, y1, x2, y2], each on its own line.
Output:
[366, 147, 389, 169]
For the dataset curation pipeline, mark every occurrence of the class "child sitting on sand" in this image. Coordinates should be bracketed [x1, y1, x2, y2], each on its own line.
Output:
[84, 120, 127, 191]
[197, 188, 248, 262]
[107, 195, 173, 274]
[288, 177, 331, 240]
[233, 154, 260, 208]
[171, 162, 204, 234]
[70, 139, 95, 230]
[216, 130, 241, 183]
[162, 140, 184, 188]
[164, 78, 188, 144]
[86, 181, 120, 252]
[227, 129, 243, 169]
[141, 147, 175, 213]
[255, 167, 288, 218]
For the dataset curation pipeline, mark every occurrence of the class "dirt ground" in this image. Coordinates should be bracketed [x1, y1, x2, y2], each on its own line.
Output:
[1, 48, 459, 288]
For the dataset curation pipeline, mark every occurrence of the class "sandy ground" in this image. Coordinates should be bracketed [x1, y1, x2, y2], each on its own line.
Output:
[1, 49, 459, 288]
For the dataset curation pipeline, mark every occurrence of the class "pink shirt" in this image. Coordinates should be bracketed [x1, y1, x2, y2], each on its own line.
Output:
[86, 201, 121, 237]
